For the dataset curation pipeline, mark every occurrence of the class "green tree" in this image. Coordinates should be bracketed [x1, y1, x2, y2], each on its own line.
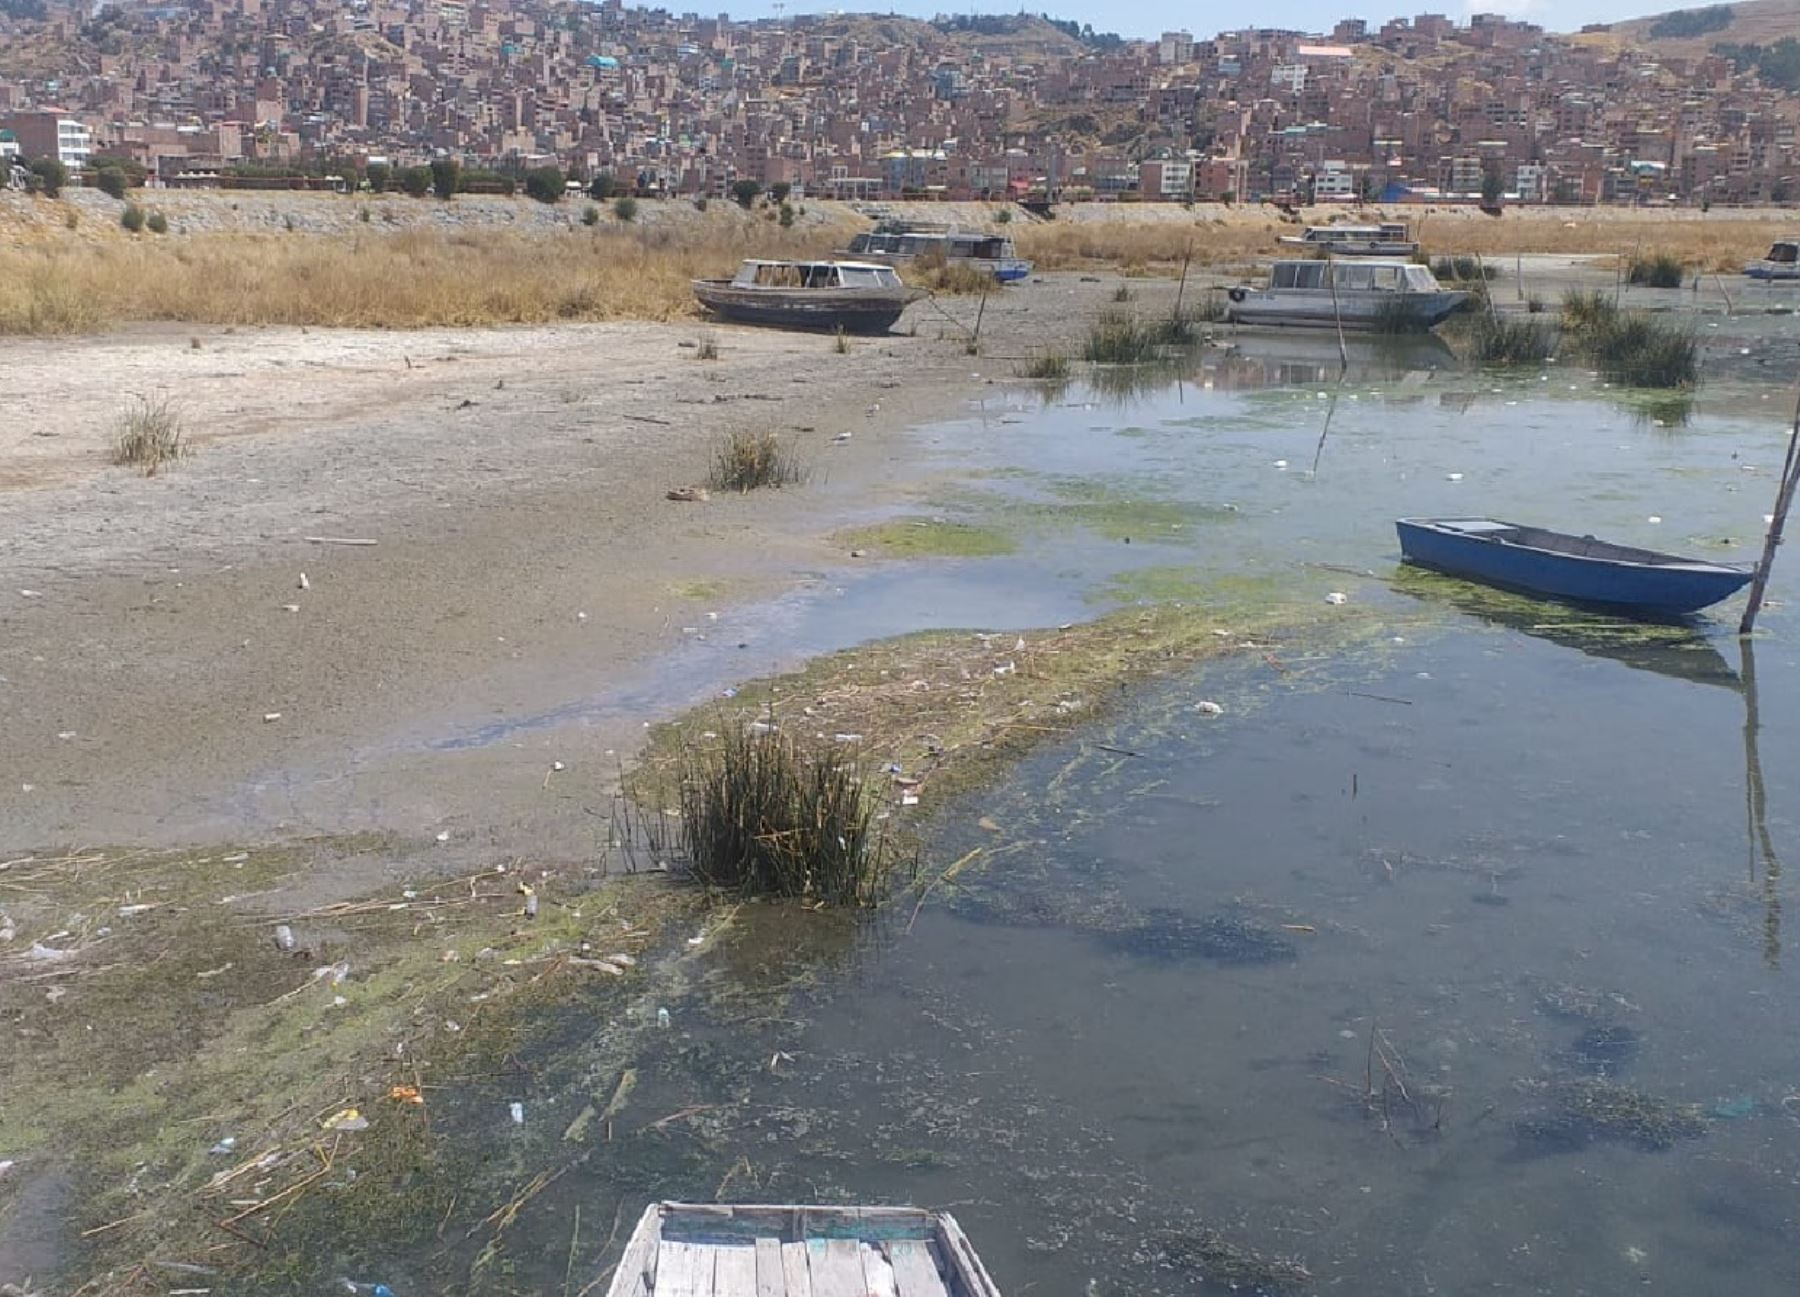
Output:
[731, 178, 762, 209]
[28, 157, 66, 198]
[1481, 165, 1504, 205]
[365, 162, 391, 193]
[429, 157, 461, 200]
[613, 195, 638, 221]
[778, 201, 795, 228]
[400, 166, 432, 197]
[524, 165, 566, 203]
[768, 181, 792, 204]
[588, 171, 619, 200]
[95, 166, 128, 200]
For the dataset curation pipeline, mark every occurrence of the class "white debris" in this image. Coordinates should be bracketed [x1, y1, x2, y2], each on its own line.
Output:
[435, 830, 451, 843]
[1273, 459, 1289, 470]
[28, 942, 75, 962]
[657, 1007, 672, 1029]
[1446, 472, 1464, 482]
[550, 760, 566, 772]
[1193, 700, 1224, 717]
[298, 573, 310, 591]
[1325, 592, 1348, 606]
[262, 712, 282, 723]
[1647, 515, 1662, 524]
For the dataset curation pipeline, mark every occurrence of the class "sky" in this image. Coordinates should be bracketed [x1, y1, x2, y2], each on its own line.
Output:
[709, 0, 1670, 39]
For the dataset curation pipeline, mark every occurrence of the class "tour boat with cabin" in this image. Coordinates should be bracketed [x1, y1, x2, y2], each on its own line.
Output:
[1744, 238, 1800, 281]
[1277, 222, 1419, 257]
[1226, 259, 1468, 330]
[692, 260, 923, 333]
[844, 223, 1033, 283]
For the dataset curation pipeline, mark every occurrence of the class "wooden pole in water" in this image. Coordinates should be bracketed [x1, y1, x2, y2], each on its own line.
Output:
[1173, 241, 1193, 322]
[1326, 254, 1348, 374]
[969, 289, 988, 353]
[1740, 386, 1800, 636]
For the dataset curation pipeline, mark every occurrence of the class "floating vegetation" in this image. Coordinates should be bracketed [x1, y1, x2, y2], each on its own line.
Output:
[1627, 251, 1685, 288]
[1535, 981, 1640, 1025]
[837, 515, 1015, 558]
[674, 725, 902, 905]
[1148, 1226, 1313, 1292]
[1101, 908, 1298, 965]
[1513, 1077, 1706, 1152]
[1560, 288, 1619, 337]
[1568, 1024, 1641, 1073]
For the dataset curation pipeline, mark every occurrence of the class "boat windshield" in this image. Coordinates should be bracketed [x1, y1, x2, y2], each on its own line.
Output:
[1766, 242, 1799, 264]
[1403, 265, 1442, 291]
[840, 266, 901, 288]
[1271, 261, 1327, 289]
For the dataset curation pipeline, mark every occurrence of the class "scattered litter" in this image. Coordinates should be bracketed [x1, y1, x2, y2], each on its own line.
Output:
[305, 536, 378, 546]
[1193, 700, 1224, 717]
[117, 903, 156, 917]
[521, 884, 539, 919]
[1708, 1095, 1756, 1120]
[577, 611, 588, 621]
[435, 830, 451, 843]
[281, 603, 301, 613]
[262, 712, 282, 723]
[19, 590, 41, 598]
[1647, 515, 1662, 525]
[508, 1102, 525, 1125]
[977, 816, 1002, 833]
[298, 573, 310, 591]
[221, 851, 248, 864]
[666, 486, 710, 503]
[1272, 459, 1288, 470]
[196, 963, 233, 979]
[1325, 592, 1348, 606]
[321, 1108, 369, 1133]
[313, 961, 350, 986]
[550, 760, 566, 772]
[657, 1007, 672, 1029]
[833, 432, 852, 443]
[1446, 472, 1464, 482]
[570, 957, 625, 975]
[56, 731, 75, 740]
[388, 1085, 424, 1106]
[273, 925, 296, 952]
[209, 1137, 238, 1156]
[26, 942, 75, 963]
[0, 1160, 12, 1179]
[832, 733, 864, 743]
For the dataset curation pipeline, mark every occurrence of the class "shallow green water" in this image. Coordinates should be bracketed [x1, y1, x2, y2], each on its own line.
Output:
[323, 342, 1800, 1295]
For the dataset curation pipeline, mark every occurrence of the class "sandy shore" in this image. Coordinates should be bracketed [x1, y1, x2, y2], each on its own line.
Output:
[0, 275, 1142, 865]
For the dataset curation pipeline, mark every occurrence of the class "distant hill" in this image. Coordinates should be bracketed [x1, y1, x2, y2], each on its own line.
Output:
[1595, 0, 1800, 53]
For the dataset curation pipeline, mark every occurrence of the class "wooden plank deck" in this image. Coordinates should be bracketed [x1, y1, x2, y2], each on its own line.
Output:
[885, 1240, 950, 1297]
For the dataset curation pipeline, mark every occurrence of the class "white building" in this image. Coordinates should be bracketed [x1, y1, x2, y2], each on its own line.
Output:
[1313, 159, 1357, 201]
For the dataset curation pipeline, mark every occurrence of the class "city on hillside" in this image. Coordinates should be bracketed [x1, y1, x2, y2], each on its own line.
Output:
[1, 1, 1797, 206]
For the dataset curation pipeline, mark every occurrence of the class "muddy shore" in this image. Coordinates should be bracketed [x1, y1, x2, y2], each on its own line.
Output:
[0, 274, 1168, 864]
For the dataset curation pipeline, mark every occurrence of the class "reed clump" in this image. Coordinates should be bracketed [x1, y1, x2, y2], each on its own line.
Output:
[1430, 255, 1496, 283]
[1082, 309, 1199, 362]
[111, 395, 184, 474]
[1627, 251, 1685, 288]
[1464, 314, 1556, 364]
[1559, 290, 1698, 388]
[675, 725, 897, 905]
[1018, 352, 1070, 380]
[709, 429, 804, 492]
[1371, 296, 1431, 334]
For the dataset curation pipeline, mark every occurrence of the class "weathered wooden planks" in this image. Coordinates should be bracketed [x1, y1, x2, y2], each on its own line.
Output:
[712, 1244, 757, 1296]
[861, 1242, 898, 1297]
[781, 1241, 812, 1297]
[656, 1241, 717, 1297]
[883, 1241, 949, 1297]
[807, 1238, 866, 1297]
[755, 1238, 786, 1297]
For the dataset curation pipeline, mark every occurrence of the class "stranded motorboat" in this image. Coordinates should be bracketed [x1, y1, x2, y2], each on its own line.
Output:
[1226, 259, 1467, 329]
[692, 260, 923, 333]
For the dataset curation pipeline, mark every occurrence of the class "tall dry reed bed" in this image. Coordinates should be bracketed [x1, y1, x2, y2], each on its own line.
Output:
[0, 223, 846, 334]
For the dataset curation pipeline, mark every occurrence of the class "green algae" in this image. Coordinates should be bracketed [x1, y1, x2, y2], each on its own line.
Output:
[837, 516, 1017, 558]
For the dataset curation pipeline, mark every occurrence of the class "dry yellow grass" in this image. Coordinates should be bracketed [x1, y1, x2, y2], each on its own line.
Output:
[1412, 212, 1788, 272]
[0, 223, 846, 334]
[1017, 219, 1282, 269]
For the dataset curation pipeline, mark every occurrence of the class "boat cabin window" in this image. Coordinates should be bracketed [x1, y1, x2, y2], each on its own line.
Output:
[1271, 262, 1327, 289]
[839, 266, 900, 288]
[1403, 264, 1441, 291]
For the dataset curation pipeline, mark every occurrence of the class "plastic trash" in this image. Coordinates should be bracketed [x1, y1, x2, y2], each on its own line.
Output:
[1325, 592, 1348, 606]
[1445, 472, 1464, 482]
[209, 1136, 237, 1156]
[509, 1102, 526, 1125]
[1708, 1096, 1756, 1120]
[322, 1108, 370, 1133]
[339, 1280, 395, 1297]
[1647, 515, 1662, 524]
[1194, 700, 1224, 717]
[273, 924, 296, 952]
[657, 1007, 672, 1029]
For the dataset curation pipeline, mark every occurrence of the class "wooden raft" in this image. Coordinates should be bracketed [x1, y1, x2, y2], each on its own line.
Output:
[606, 1202, 1003, 1297]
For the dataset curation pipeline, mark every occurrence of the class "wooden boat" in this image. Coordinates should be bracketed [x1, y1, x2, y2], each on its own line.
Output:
[1743, 238, 1800, 281]
[604, 1202, 1003, 1297]
[845, 223, 1033, 283]
[692, 260, 923, 333]
[1277, 221, 1419, 257]
[1396, 517, 1754, 616]
[1226, 259, 1467, 330]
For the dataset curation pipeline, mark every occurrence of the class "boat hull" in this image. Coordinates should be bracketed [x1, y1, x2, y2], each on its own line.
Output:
[847, 251, 1032, 282]
[1277, 237, 1419, 257]
[692, 280, 917, 333]
[1229, 288, 1468, 329]
[1744, 261, 1800, 281]
[1396, 518, 1753, 616]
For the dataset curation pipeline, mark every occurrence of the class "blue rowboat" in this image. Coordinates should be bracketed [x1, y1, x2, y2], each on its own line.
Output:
[1396, 517, 1754, 616]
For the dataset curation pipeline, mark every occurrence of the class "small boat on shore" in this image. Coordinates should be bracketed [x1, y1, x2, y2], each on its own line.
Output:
[1743, 238, 1800, 281]
[1227, 259, 1467, 330]
[1278, 222, 1419, 257]
[692, 260, 922, 333]
[845, 223, 1033, 283]
[604, 1201, 1004, 1297]
[1396, 517, 1754, 616]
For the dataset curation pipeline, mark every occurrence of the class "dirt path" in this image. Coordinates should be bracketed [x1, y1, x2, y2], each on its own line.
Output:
[0, 277, 1138, 865]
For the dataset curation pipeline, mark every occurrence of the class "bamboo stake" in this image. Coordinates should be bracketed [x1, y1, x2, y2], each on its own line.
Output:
[1173, 240, 1192, 319]
[1739, 386, 1800, 635]
[1326, 254, 1348, 374]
